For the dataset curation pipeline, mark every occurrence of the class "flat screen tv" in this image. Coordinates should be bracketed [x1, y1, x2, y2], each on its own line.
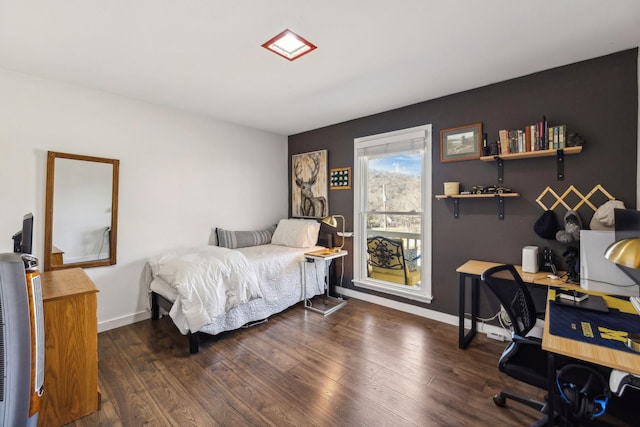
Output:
[12, 213, 33, 255]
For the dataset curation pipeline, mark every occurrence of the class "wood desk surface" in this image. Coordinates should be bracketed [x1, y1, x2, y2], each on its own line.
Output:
[459, 259, 640, 373]
[542, 291, 640, 375]
[456, 259, 580, 289]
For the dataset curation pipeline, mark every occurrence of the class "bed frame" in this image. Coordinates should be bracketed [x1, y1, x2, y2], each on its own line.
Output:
[150, 291, 201, 354]
[150, 232, 333, 354]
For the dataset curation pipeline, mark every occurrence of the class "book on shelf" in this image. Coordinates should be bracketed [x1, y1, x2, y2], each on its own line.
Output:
[542, 115, 548, 150]
[498, 129, 509, 154]
[496, 119, 567, 155]
[557, 290, 589, 302]
[509, 130, 518, 153]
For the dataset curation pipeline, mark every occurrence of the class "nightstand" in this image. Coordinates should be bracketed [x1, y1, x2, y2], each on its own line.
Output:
[303, 249, 348, 315]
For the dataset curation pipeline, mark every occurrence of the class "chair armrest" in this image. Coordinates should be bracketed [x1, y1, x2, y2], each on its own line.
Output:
[512, 334, 542, 346]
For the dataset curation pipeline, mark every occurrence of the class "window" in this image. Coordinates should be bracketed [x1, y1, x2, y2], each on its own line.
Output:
[353, 124, 432, 302]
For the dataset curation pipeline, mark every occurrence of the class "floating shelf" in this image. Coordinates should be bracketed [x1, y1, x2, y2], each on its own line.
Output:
[480, 146, 582, 182]
[479, 146, 582, 161]
[435, 193, 520, 199]
[435, 193, 519, 219]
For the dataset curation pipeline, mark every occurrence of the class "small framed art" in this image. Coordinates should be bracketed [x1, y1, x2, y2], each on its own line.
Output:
[329, 167, 351, 190]
[440, 123, 483, 162]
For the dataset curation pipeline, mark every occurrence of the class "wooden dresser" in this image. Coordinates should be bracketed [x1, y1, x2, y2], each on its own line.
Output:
[38, 268, 99, 427]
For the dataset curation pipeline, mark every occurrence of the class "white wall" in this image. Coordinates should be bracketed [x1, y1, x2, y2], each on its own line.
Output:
[0, 68, 288, 331]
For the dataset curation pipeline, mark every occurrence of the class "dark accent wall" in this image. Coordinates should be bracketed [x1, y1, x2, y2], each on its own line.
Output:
[289, 48, 638, 319]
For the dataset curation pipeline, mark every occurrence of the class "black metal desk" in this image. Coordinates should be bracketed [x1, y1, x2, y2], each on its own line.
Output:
[456, 260, 577, 349]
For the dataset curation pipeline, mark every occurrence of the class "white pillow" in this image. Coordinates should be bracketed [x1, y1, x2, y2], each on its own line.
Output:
[271, 219, 320, 248]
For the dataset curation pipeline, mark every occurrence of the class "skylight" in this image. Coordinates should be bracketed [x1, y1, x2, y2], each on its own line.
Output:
[262, 29, 317, 61]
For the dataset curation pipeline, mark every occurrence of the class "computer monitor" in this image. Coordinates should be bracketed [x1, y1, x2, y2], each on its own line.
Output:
[12, 213, 33, 255]
[613, 208, 640, 285]
[580, 230, 639, 297]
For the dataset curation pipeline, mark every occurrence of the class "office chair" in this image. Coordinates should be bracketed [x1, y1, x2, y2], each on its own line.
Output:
[483, 265, 619, 425]
[481, 264, 549, 412]
[366, 236, 420, 286]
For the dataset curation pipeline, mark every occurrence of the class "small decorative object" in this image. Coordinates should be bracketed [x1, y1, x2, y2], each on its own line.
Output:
[440, 123, 483, 162]
[469, 184, 511, 194]
[489, 140, 498, 156]
[481, 133, 491, 156]
[566, 132, 585, 147]
[292, 150, 328, 218]
[443, 182, 460, 195]
[556, 210, 582, 244]
[329, 167, 351, 190]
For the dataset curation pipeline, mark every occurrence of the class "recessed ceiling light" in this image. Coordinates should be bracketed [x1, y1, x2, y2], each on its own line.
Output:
[262, 29, 317, 61]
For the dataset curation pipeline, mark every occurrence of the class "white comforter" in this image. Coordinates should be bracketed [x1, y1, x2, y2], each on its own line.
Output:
[146, 245, 262, 333]
[147, 244, 326, 335]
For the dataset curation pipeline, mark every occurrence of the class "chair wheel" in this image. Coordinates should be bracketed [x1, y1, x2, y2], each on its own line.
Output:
[493, 394, 506, 407]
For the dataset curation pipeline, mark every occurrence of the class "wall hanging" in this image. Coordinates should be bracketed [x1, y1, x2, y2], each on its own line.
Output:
[292, 149, 328, 218]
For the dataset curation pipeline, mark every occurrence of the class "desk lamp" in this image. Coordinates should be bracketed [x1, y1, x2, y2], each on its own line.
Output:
[322, 215, 345, 252]
[605, 238, 640, 356]
[605, 238, 640, 270]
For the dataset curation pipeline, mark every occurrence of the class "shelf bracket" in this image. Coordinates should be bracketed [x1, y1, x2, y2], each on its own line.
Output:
[556, 149, 565, 181]
[454, 198, 460, 219]
[498, 196, 505, 220]
[494, 155, 504, 183]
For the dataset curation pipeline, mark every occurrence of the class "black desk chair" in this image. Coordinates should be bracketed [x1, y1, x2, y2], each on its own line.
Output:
[483, 265, 619, 425]
[481, 264, 549, 413]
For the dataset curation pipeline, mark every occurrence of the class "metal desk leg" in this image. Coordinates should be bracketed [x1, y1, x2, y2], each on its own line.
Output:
[459, 273, 479, 349]
[304, 257, 347, 315]
[303, 258, 308, 307]
[546, 352, 557, 427]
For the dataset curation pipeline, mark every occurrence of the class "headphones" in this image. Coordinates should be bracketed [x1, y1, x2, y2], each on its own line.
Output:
[556, 364, 610, 420]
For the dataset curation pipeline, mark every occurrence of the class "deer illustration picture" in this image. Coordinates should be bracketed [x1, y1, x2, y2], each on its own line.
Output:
[294, 153, 327, 217]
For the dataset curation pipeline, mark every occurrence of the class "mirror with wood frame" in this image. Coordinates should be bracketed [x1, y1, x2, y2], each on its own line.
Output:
[44, 151, 119, 271]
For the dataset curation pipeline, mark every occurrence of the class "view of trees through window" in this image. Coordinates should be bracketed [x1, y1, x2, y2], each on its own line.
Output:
[367, 153, 422, 234]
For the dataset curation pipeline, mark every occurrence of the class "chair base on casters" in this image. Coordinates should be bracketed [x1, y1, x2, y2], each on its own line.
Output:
[493, 390, 545, 411]
[493, 391, 564, 427]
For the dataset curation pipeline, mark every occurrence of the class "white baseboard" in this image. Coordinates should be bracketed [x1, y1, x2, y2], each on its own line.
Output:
[98, 310, 151, 333]
[335, 286, 511, 341]
[98, 289, 512, 341]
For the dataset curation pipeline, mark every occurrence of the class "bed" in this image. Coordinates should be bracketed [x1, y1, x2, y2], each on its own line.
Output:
[145, 219, 330, 353]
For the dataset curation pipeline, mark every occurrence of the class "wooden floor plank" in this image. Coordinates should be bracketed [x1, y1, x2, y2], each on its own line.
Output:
[65, 298, 566, 426]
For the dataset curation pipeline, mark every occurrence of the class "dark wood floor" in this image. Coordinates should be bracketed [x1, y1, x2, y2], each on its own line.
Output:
[67, 298, 612, 426]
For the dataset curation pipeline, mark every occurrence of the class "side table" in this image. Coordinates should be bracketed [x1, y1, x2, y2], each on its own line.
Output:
[303, 249, 348, 315]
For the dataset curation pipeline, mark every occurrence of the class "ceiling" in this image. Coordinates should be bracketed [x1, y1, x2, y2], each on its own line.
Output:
[0, 1, 639, 136]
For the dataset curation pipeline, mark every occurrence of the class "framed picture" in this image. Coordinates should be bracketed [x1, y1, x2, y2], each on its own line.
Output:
[330, 167, 351, 190]
[291, 149, 328, 218]
[440, 123, 483, 162]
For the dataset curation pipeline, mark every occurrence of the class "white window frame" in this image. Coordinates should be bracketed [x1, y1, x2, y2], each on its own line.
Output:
[352, 124, 433, 303]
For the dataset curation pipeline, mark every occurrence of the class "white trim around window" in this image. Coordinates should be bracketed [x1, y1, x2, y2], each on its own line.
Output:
[352, 124, 433, 303]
